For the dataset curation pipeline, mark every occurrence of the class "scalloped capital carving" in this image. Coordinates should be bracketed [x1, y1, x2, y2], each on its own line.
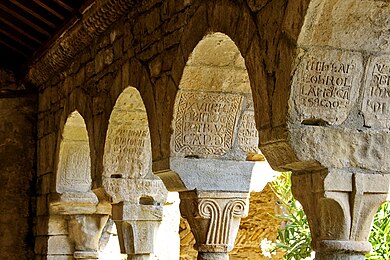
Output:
[179, 191, 249, 260]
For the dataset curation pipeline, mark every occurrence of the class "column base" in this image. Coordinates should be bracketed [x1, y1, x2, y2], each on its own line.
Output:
[127, 254, 155, 260]
[74, 250, 99, 259]
[314, 240, 371, 260]
[315, 252, 365, 260]
[197, 252, 229, 260]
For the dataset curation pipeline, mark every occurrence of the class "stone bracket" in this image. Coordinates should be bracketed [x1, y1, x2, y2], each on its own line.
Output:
[291, 169, 390, 256]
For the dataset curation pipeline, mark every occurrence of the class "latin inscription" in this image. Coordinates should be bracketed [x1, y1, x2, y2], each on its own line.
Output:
[58, 142, 91, 192]
[174, 91, 242, 156]
[362, 55, 390, 128]
[238, 111, 259, 153]
[105, 126, 150, 178]
[295, 49, 363, 124]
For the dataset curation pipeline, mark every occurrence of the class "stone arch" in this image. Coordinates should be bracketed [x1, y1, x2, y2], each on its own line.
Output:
[167, 31, 281, 259]
[48, 109, 110, 260]
[287, 1, 390, 257]
[102, 86, 169, 259]
[55, 110, 92, 193]
[103, 86, 154, 197]
[165, 0, 308, 172]
[172, 0, 271, 133]
[166, 31, 267, 191]
[94, 59, 158, 187]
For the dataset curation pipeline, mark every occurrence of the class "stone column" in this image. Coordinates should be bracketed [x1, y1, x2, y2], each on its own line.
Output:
[105, 178, 168, 260]
[50, 191, 111, 260]
[68, 214, 109, 259]
[179, 191, 250, 260]
[291, 168, 389, 260]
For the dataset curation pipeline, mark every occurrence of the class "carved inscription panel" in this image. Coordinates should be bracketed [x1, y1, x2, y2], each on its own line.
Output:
[57, 141, 91, 193]
[293, 49, 363, 124]
[104, 123, 151, 179]
[362, 55, 390, 128]
[173, 91, 242, 156]
[238, 111, 259, 153]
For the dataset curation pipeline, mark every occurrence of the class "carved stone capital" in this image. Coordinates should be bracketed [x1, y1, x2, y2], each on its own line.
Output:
[291, 169, 390, 259]
[179, 191, 249, 260]
[112, 201, 164, 259]
[68, 214, 109, 259]
[107, 178, 168, 259]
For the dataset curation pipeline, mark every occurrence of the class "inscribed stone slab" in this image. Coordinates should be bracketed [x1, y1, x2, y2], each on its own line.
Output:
[362, 54, 390, 129]
[237, 111, 259, 153]
[293, 48, 363, 124]
[173, 91, 242, 156]
[57, 141, 91, 193]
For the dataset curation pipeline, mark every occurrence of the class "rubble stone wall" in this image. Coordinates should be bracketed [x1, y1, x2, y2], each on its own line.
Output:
[0, 69, 36, 260]
[33, 0, 309, 258]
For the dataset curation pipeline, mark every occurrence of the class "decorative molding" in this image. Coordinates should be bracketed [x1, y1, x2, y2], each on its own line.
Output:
[180, 191, 249, 255]
[199, 198, 247, 245]
[27, 0, 136, 86]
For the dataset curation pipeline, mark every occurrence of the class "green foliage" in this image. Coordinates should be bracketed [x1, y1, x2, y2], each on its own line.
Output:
[268, 172, 390, 260]
[366, 201, 390, 260]
[269, 172, 313, 260]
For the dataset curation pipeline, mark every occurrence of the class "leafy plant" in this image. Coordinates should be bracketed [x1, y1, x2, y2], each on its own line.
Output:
[266, 172, 390, 260]
[366, 201, 390, 260]
[268, 172, 313, 260]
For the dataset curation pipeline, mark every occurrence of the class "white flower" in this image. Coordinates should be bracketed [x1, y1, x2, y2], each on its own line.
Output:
[260, 238, 276, 258]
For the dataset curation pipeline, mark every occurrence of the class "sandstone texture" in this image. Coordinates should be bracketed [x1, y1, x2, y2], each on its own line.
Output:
[0, 0, 388, 259]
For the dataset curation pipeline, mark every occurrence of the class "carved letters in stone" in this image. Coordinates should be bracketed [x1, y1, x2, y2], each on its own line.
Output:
[362, 55, 390, 128]
[237, 111, 258, 153]
[104, 125, 150, 178]
[294, 48, 363, 124]
[58, 141, 91, 193]
[174, 91, 242, 156]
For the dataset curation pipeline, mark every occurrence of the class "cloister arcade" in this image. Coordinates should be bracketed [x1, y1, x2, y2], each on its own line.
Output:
[0, 0, 389, 260]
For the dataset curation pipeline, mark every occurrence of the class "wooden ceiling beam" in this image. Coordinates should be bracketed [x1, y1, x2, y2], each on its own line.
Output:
[0, 17, 43, 45]
[0, 29, 36, 50]
[0, 2, 50, 36]
[10, 0, 56, 28]
[0, 39, 29, 57]
[52, 0, 73, 12]
[31, 0, 65, 20]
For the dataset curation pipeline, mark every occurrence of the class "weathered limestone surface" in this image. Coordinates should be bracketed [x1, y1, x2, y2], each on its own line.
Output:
[29, 0, 311, 257]
[290, 48, 363, 125]
[0, 69, 36, 260]
[362, 54, 390, 129]
[103, 87, 168, 259]
[56, 111, 92, 193]
[288, 1, 390, 258]
[298, 0, 390, 52]
[289, 0, 390, 171]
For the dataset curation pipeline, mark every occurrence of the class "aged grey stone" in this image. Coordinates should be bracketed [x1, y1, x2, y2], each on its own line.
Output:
[362, 54, 390, 129]
[290, 47, 363, 125]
